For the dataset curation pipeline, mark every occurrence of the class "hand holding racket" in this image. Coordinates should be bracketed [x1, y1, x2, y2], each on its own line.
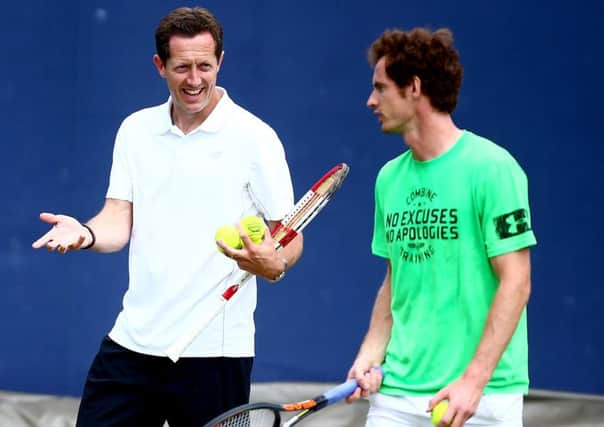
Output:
[165, 163, 350, 362]
[203, 366, 383, 427]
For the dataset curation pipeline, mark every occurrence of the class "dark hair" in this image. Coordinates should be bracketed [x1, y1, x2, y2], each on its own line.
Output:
[368, 28, 463, 113]
[155, 7, 223, 63]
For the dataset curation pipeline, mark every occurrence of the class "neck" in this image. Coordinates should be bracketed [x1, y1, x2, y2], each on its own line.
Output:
[172, 88, 222, 135]
[402, 111, 462, 161]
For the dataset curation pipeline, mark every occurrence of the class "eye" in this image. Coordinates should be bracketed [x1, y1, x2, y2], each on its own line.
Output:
[374, 85, 384, 94]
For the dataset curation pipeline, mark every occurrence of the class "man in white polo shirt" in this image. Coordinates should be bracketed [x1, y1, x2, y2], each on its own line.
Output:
[32, 6, 303, 427]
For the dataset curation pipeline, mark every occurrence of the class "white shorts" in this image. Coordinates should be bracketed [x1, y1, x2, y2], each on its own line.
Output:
[366, 392, 523, 427]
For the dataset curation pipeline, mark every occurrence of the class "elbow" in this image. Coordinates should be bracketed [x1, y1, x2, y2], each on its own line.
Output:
[105, 232, 130, 253]
[520, 278, 531, 306]
[116, 241, 130, 252]
[116, 234, 131, 252]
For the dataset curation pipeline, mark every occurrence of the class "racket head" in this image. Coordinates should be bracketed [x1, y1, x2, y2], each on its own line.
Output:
[203, 403, 281, 427]
[272, 163, 349, 246]
[310, 163, 350, 197]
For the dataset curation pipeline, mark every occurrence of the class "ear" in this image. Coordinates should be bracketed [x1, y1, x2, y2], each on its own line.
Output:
[153, 54, 166, 78]
[410, 75, 422, 99]
[217, 50, 224, 72]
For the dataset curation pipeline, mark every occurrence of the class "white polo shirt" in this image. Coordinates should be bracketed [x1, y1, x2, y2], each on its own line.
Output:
[105, 88, 294, 357]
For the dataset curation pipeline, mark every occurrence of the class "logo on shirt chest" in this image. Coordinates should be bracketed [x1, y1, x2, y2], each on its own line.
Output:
[384, 187, 459, 263]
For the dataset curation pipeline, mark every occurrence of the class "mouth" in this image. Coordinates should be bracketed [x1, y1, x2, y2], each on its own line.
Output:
[183, 87, 204, 96]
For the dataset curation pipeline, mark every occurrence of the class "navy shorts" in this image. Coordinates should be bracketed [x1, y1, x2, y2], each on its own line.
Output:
[76, 336, 253, 427]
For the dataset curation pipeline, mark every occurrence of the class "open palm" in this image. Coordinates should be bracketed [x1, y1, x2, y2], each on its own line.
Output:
[32, 212, 88, 253]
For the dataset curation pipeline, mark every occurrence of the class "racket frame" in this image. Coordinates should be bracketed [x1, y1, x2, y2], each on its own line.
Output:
[202, 367, 383, 427]
[165, 164, 350, 362]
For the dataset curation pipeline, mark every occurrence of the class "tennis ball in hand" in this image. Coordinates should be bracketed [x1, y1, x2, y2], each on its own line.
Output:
[214, 225, 243, 253]
[240, 215, 266, 244]
[431, 401, 451, 426]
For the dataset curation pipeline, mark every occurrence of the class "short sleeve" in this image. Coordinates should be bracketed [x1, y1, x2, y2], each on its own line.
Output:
[106, 120, 133, 202]
[478, 155, 537, 257]
[371, 171, 389, 259]
[247, 127, 294, 221]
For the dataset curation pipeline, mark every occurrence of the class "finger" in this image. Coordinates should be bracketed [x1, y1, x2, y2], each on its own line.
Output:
[216, 240, 235, 257]
[369, 371, 382, 393]
[356, 371, 370, 390]
[361, 370, 380, 394]
[32, 233, 53, 249]
[236, 224, 254, 248]
[262, 227, 275, 245]
[361, 375, 376, 397]
[68, 235, 86, 250]
[369, 366, 383, 389]
[345, 387, 362, 404]
[46, 241, 59, 251]
[428, 390, 448, 411]
[58, 245, 67, 254]
[371, 372, 382, 392]
[445, 407, 460, 427]
[223, 246, 246, 264]
[39, 212, 58, 224]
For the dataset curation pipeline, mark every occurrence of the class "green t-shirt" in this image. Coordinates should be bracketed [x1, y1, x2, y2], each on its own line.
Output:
[372, 130, 537, 396]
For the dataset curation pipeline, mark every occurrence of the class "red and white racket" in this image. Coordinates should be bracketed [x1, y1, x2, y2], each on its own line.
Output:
[165, 163, 350, 362]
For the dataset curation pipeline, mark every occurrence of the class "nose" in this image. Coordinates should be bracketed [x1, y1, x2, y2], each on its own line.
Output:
[186, 67, 202, 86]
[367, 91, 377, 109]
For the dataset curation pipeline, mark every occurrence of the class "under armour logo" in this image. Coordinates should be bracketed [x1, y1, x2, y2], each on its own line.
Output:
[494, 209, 531, 239]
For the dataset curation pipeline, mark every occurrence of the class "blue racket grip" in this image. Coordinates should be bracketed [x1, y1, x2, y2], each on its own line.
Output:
[323, 366, 384, 404]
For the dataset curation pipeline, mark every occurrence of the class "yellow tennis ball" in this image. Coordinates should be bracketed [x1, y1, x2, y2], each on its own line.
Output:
[431, 401, 450, 426]
[240, 215, 266, 244]
[214, 224, 243, 253]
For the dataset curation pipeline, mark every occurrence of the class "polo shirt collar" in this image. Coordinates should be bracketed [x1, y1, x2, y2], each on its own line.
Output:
[156, 87, 232, 136]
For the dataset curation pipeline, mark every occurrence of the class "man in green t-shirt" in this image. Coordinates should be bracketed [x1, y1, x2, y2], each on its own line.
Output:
[346, 28, 536, 427]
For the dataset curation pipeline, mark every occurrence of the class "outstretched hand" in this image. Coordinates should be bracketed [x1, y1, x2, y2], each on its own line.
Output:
[32, 212, 90, 254]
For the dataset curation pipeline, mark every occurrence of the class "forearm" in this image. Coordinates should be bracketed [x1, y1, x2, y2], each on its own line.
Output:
[263, 220, 303, 279]
[464, 252, 531, 386]
[278, 233, 303, 269]
[83, 199, 132, 253]
[356, 270, 393, 365]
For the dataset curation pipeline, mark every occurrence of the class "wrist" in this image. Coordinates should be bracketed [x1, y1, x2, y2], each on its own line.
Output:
[269, 256, 288, 282]
[463, 362, 491, 388]
[81, 223, 96, 250]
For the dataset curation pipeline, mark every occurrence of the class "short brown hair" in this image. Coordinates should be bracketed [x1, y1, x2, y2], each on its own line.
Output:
[368, 28, 463, 113]
[155, 7, 223, 63]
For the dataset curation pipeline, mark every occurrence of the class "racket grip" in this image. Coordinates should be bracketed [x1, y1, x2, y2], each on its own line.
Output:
[324, 366, 384, 404]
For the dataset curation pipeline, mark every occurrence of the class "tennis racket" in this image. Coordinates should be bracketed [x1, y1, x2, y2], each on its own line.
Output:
[203, 367, 383, 427]
[165, 163, 350, 362]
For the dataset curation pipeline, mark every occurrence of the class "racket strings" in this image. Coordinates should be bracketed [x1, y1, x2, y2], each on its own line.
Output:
[213, 408, 277, 427]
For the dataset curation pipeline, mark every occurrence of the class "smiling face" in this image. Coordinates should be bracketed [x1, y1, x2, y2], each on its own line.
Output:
[153, 32, 223, 131]
[366, 57, 418, 135]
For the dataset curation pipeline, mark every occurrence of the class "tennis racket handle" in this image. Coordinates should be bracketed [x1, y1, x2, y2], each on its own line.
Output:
[324, 367, 384, 404]
[165, 301, 226, 362]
